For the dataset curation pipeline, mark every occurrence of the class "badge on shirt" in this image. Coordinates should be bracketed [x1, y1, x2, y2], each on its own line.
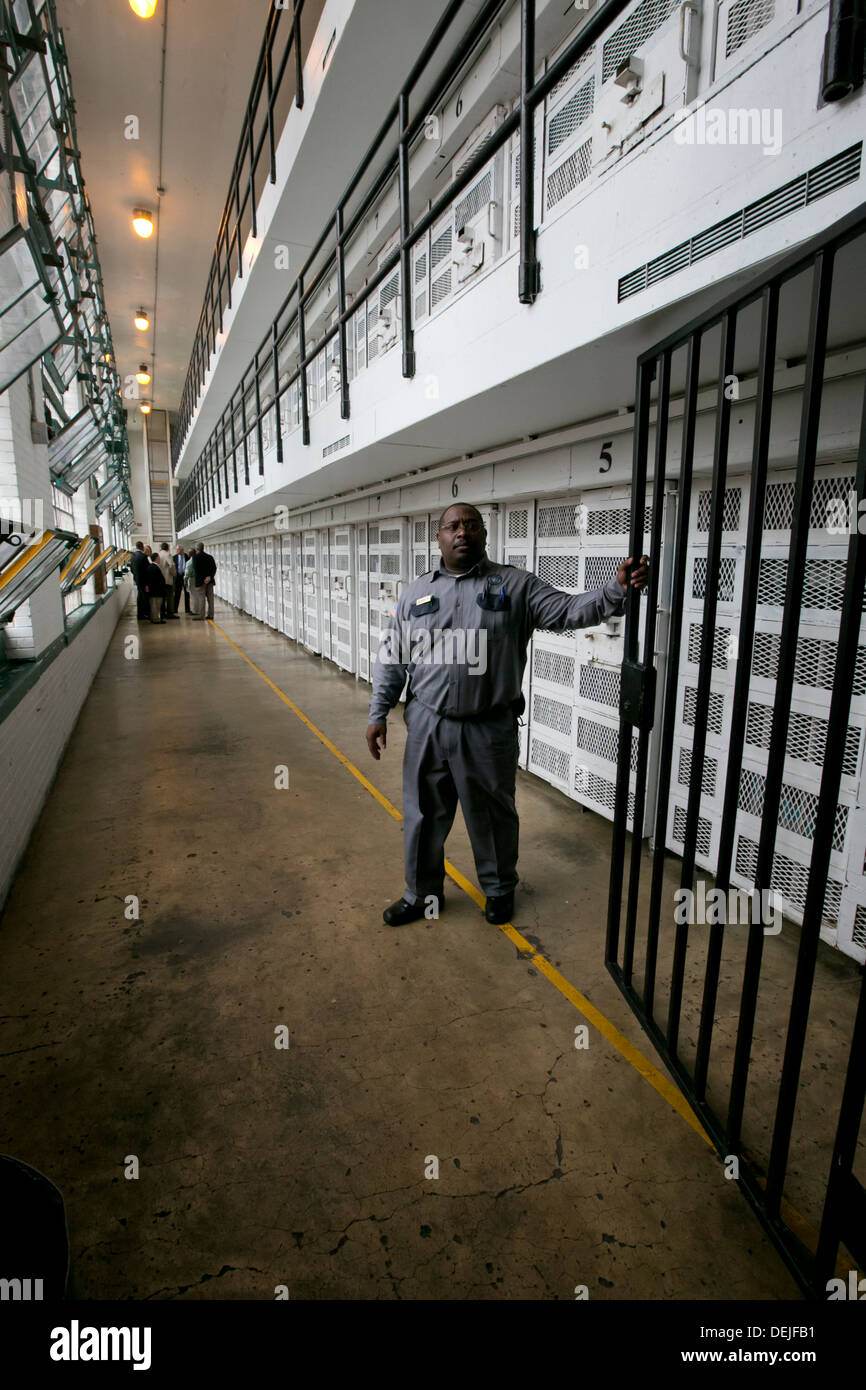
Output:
[413, 594, 439, 613]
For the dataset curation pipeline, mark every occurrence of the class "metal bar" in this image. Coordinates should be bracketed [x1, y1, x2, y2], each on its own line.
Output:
[272, 320, 283, 464]
[230, 401, 238, 492]
[397, 92, 416, 379]
[700, 282, 779, 1112]
[518, 0, 540, 304]
[248, 117, 257, 241]
[294, 1, 304, 110]
[266, 37, 276, 185]
[622, 352, 669, 986]
[335, 205, 350, 420]
[241, 383, 249, 487]
[297, 271, 310, 447]
[667, 311, 736, 1057]
[763, 249, 839, 1218]
[607, 354, 652, 971]
[254, 352, 264, 475]
[642, 333, 701, 1019]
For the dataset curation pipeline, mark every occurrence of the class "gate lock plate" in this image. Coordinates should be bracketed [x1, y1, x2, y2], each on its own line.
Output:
[620, 658, 656, 731]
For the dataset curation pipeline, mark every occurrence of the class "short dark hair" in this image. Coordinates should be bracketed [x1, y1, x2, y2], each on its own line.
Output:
[437, 503, 484, 534]
[135, 541, 144, 550]
[160, 542, 169, 551]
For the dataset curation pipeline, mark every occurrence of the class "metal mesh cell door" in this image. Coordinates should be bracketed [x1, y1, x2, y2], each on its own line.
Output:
[368, 518, 408, 686]
[253, 538, 266, 620]
[280, 534, 296, 639]
[410, 514, 434, 580]
[528, 498, 582, 797]
[239, 540, 251, 612]
[265, 535, 278, 630]
[573, 486, 653, 830]
[328, 526, 356, 673]
[301, 531, 321, 653]
[357, 523, 373, 683]
[503, 500, 535, 769]
[673, 462, 866, 961]
[230, 542, 240, 606]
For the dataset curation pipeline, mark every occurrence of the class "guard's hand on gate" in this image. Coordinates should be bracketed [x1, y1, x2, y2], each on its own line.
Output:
[366, 722, 387, 760]
[618, 555, 649, 592]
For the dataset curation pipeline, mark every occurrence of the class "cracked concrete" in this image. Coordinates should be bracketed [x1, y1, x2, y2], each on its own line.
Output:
[0, 596, 822, 1300]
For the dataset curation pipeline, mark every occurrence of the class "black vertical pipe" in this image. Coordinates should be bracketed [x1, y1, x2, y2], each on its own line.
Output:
[335, 204, 350, 419]
[248, 119, 257, 240]
[398, 91, 416, 378]
[518, 0, 540, 303]
[241, 378, 249, 486]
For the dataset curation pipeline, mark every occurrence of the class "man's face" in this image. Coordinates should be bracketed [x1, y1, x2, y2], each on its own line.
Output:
[437, 505, 486, 571]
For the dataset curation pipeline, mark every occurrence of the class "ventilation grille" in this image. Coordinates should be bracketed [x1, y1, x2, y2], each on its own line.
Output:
[764, 475, 855, 530]
[672, 803, 714, 857]
[726, 0, 775, 59]
[548, 78, 594, 156]
[697, 486, 741, 532]
[738, 767, 848, 852]
[533, 648, 575, 686]
[619, 145, 862, 301]
[546, 138, 592, 211]
[602, 0, 680, 81]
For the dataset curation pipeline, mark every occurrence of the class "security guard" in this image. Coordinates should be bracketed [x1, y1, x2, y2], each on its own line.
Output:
[365, 503, 649, 926]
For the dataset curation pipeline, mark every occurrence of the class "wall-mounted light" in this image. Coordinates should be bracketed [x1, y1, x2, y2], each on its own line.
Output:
[134, 308, 149, 331]
[140, 402, 151, 415]
[129, 1, 159, 20]
[132, 207, 153, 239]
[135, 363, 151, 385]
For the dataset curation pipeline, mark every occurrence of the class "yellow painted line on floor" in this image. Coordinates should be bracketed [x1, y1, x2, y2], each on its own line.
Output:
[210, 617, 709, 1144]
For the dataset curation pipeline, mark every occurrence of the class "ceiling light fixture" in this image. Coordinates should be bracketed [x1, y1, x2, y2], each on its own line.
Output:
[132, 207, 153, 239]
[129, 0, 159, 18]
[140, 402, 151, 415]
[134, 308, 149, 331]
[135, 363, 151, 385]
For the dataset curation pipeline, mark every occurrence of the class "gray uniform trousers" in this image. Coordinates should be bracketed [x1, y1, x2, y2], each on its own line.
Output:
[402, 697, 520, 903]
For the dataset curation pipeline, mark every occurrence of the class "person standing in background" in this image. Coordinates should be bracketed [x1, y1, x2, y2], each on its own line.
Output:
[145, 552, 167, 624]
[193, 542, 217, 621]
[173, 545, 189, 615]
[130, 541, 150, 620]
[157, 543, 178, 619]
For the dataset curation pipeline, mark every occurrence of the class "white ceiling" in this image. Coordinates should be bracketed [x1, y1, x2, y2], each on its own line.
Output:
[55, 0, 273, 436]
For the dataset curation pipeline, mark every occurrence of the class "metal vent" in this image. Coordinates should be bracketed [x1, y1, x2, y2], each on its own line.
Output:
[726, 0, 775, 58]
[508, 508, 528, 539]
[687, 622, 731, 670]
[672, 804, 713, 857]
[546, 138, 592, 211]
[619, 144, 862, 301]
[683, 685, 725, 733]
[697, 487, 741, 531]
[580, 664, 620, 707]
[539, 553, 580, 587]
[548, 77, 594, 156]
[533, 648, 575, 686]
[602, 0, 680, 81]
[532, 692, 573, 736]
[454, 171, 492, 230]
[678, 745, 718, 797]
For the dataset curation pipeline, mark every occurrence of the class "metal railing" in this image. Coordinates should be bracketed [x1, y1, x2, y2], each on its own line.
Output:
[174, 0, 636, 528]
[173, 0, 311, 460]
[607, 200, 866, 1298]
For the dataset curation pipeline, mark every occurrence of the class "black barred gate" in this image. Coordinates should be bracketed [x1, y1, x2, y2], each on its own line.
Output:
[606, 203, 866, 1298]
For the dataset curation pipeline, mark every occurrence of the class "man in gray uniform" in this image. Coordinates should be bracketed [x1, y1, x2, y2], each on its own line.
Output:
[365, 503, 649, 926]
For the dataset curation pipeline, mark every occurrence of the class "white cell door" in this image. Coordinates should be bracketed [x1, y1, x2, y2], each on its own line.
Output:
[265, 536, 278, 629]
[302, 531, 321, 652]
[503, 500, 535, 769]
[280, 535, 296, 638]
[328, 525, 356, 673]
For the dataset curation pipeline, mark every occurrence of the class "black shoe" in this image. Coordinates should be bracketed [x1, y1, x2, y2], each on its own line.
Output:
[484, 891, 515, 925]
[383, 894, 444, 926]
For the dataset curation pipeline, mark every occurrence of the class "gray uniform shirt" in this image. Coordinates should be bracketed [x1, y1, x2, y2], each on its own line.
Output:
[368, 554, 627, 722]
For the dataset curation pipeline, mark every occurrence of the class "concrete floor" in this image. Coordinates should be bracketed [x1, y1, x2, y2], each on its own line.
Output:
[0, 590, 809, 1300]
